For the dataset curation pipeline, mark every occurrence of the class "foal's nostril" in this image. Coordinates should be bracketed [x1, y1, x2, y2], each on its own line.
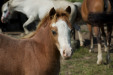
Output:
[63, 49, 72, 60]
[63, 50, 69, 57]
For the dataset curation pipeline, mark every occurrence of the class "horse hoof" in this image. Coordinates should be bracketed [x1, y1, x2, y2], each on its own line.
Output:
[89, 50, 92, 53]
[80, 42, 84, 47]
[89, 49, 93, 53]
[97, 60, 102, 65]
[104, 48, 108, 52]
[104, 50, 108, 53]
[25, 31, 29, 34]
[20, 33, 24, 37]
[97, 55, 103, 65]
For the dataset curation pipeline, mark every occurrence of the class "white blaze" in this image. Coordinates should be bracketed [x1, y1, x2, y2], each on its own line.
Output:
[52, 19, 72, 58]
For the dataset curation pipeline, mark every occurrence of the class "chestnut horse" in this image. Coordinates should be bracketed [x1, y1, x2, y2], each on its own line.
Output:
[81, 0, 112, 65]
[0, 6, 73, 75]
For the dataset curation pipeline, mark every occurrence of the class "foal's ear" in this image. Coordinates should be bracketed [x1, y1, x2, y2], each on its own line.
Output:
[49, 7, 56, 17]
[65, 6, 71, 14]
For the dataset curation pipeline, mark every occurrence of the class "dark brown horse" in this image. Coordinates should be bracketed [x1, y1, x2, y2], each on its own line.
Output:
[0, 6, 73, 75]
[81, 0, 112, 65]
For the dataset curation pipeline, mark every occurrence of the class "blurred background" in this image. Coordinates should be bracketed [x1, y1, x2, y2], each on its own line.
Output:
[67, 0, 83, 2]
[0, 0, 83, 33]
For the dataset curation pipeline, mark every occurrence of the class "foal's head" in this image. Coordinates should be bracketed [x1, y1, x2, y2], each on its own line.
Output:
[49, 6, 72, 59]
[1, 1, 14, 23]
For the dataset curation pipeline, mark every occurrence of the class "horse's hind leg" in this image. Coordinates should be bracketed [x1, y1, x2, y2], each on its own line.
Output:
[78, 30, 84, 46]
[87, 24, 93, 52]
[101, 26, 108, 52]
[106, 25, 112, 64]
[0, 28, 2, 33]
[107, 25, 112, 48]
[73, 24, 84, 46]
[94, 27, 103, 65]
[23, 16, 35, 34]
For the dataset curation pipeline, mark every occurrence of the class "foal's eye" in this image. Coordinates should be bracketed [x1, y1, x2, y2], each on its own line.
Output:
[52, 30, 57, 35]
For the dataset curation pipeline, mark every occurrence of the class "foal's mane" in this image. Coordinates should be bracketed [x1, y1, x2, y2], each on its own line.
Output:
[22, 8, 70, 38]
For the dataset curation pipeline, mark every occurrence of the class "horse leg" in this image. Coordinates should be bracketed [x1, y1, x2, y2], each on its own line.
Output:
[23, 16, 35, 34]
[0, 28, 2, 33]
[106, 25, 112, 64]
[94, 26, 102, 65]
[87, 24, 93, 52]
[109, 0, 113, 12]
[73, 24, 84, 46]
[77, 30, 84, 46]
[107, 25, 112, 47]
[100, 26, 108, 52]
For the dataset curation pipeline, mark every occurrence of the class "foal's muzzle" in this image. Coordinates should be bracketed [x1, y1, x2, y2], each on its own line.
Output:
[61, 47, 72, 60]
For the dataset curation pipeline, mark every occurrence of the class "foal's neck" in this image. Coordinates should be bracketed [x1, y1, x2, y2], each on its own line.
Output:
[32, 25, 60, 61]
[31, 25, 60, 74]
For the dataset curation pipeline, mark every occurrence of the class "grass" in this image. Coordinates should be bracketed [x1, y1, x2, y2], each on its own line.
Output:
[81, 30, 89, 33]
[60, 47, 113, 75]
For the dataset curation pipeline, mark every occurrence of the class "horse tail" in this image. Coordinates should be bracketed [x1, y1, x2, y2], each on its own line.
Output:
[73, 2, 81, 9]
[73, 2, 82, 22]
[88, 12, 113, 25]
[22, 31, 36, 39]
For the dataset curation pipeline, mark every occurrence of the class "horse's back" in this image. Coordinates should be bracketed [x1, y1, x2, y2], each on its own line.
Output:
[81, 0, 89, 21]
[0, 33, 18, 48]
[0, 34, 22, 74]
[0, 34, 37, 75]
[53, 1, 74, 9]
[0, 34, 47, 75]
[81, 0, 111, 21]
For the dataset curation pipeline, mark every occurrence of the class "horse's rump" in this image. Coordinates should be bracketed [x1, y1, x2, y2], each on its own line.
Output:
[88, 12, 113, 25]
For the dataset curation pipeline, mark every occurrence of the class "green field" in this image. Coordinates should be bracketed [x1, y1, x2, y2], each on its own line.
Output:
[60, 47, 113, 75]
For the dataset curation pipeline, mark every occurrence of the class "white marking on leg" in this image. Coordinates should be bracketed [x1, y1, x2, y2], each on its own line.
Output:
[23, 16, 35, 34]
[0, 29, 2, 33]
[73, 24, 83, 46]
[89, 37, 93, 53]
[77, 31, 84, 46]
[103, 36, 108, 52]
[97, 43, 102, 65]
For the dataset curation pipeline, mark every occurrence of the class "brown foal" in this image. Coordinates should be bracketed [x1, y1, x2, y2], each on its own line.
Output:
[0, 6, 73, 75]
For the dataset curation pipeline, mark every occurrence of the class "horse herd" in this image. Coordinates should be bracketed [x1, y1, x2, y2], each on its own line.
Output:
[0, 0, 113, 75]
